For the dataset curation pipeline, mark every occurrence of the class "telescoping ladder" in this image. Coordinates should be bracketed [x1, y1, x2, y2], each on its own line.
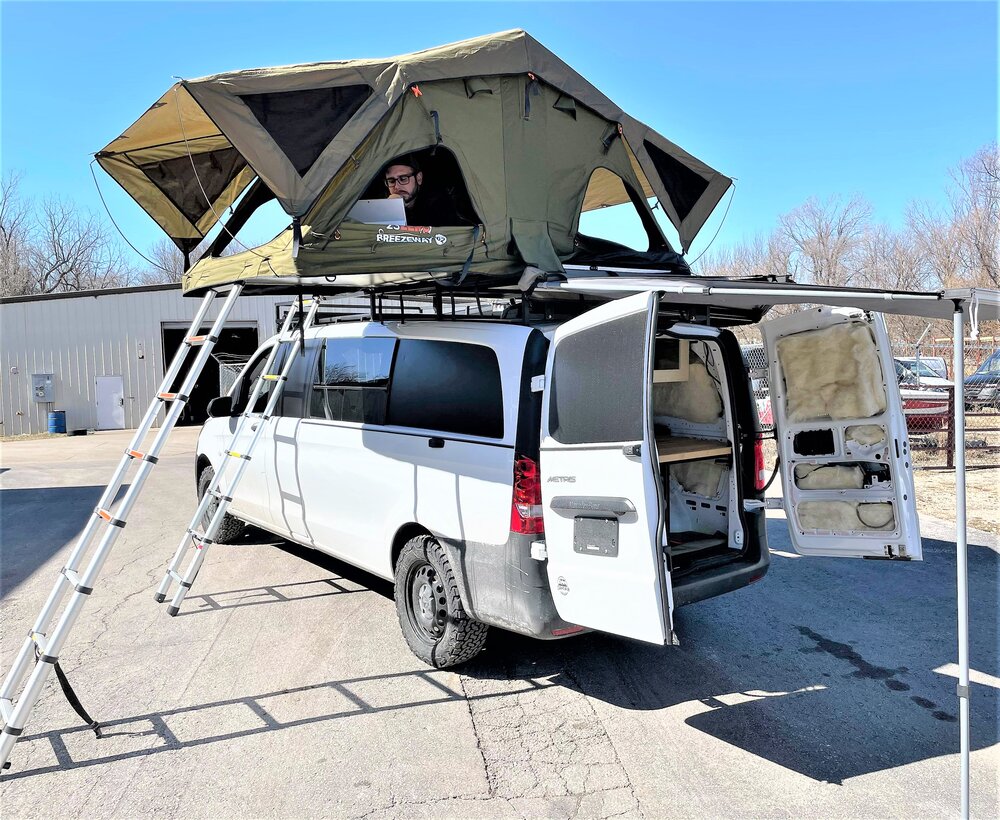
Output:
[0, 287, 323, 772]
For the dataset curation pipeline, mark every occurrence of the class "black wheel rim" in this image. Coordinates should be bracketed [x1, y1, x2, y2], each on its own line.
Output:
[405, 561, 447, 645]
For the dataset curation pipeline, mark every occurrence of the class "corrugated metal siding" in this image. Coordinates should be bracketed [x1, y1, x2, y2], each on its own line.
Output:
[0, 289, 292, 436]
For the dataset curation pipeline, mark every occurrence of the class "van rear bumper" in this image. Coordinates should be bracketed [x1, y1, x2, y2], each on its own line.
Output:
[438, 533, 580, 640]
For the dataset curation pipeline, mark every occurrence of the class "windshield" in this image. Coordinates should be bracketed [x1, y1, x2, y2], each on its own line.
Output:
[904, 360, 941, 378]
[974, 350, 1000, 376]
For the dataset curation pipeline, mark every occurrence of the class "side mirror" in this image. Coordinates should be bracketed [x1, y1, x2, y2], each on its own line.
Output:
[207, 395, 234, 418]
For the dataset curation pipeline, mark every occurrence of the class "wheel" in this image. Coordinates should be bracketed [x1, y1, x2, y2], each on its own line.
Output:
[197, 465, 246, 544]
[394, 535, 488, 668]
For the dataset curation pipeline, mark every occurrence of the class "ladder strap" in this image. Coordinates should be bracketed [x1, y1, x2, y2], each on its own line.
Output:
[61, 568, 94, 596]
[95, 508, 126, 528]
[52, 662, 102, 738]
[125, 449, 159, 464]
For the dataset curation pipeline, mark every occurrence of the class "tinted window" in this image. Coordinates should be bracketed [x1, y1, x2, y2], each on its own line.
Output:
[310, 337, 396, 424]
[549, 311, 646, 444]
[386, 340, 503, 438]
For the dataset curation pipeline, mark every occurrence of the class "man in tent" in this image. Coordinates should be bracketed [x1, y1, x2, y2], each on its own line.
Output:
[384, 155, 469, 227]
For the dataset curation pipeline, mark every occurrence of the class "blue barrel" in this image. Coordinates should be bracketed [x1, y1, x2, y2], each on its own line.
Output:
[47, 411, 66, 434]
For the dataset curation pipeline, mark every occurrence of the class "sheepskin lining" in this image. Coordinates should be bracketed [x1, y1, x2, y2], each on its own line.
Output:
[798, 501, 895, 531]
[673, 460, 727, 497]
[846, 424, 886, 446]
[777, 324, 887, 422]
[794, 463, 865, 490]
[653, 357, 722, 424]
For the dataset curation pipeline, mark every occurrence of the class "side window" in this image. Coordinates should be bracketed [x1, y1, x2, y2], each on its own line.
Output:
[309, 337, 396, 424]
[233, 344, 289, 414]
[386, 340, 504, 438]
[549, 312, 646, 444]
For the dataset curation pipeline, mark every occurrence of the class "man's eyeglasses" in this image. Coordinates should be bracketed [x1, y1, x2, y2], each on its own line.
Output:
[385, 173, 416, 188]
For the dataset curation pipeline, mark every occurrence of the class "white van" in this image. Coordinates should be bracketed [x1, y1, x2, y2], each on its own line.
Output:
[196, 290, 920, 667]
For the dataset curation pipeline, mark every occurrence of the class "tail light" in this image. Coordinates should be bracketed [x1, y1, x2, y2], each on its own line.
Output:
[511, 456, 544, 534]
[754, 438, 768, 492]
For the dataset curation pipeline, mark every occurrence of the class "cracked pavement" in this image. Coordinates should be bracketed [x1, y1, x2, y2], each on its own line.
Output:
[1, 428, 997, 818]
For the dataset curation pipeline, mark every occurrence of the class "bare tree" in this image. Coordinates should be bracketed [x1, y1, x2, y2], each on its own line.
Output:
[0, 172, 33, 296]
[950, 143, 999, 287]
[778, 194, 873, 286]
[25, 197, 138, 293]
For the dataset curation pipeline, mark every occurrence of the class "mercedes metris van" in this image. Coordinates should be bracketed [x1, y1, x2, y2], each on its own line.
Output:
[196, 292, 921, 667]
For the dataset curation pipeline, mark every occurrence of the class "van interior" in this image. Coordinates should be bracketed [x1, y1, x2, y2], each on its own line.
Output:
[650, 333, 750, 579]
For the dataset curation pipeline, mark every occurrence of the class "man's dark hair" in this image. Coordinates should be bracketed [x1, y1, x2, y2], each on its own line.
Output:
[384, 154, 421, 175]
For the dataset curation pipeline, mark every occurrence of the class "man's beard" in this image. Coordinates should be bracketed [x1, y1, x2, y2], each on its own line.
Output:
[402, 184, 420, 208]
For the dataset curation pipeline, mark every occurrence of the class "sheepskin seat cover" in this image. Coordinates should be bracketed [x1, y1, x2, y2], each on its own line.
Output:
[794, 463, 865, 490]
[777, 324, 887, 422]
[798, 501, 895, 531]
[653, 359, 722, 424]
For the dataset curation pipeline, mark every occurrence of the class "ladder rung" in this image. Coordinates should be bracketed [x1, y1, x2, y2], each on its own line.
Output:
[0, 697, 13, 724]
[167, 570, 193, 589]
[95, 508, 126, 528]
[184, 334, 218, 346]
[157, 392, 189, 403]
[225, 450, 251, 461]
[210, 489, 234, 503]
[29, 632, 52, 658]
[125, 448, 159, 464]
[61, 568, 94, 596]
[186, 530, 214, 548]
[261, 374, 287, 382]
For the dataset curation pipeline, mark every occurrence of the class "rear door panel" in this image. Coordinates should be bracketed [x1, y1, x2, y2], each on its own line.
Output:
[761, 307, 921, 559]
[539, 292, 672, 644]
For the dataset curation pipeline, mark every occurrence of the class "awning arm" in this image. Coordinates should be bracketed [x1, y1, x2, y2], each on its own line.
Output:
[953, 304, 971, 820]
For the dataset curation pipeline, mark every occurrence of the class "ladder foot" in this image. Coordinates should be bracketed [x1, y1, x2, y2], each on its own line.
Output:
[166, 606, 180, 617]
[153, 593, 166, 603]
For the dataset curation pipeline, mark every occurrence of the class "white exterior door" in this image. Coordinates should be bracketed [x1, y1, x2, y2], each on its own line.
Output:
[539, 292, 672, 645]
[761, 307, 921, 560]
[95, 375, 125, 430]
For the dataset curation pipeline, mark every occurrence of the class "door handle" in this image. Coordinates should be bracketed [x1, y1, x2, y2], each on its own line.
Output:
[550, 496, 636, 517]
[428, 437, 445, 448]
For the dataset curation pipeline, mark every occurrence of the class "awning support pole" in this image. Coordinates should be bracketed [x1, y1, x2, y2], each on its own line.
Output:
[953, 305, 970, 819]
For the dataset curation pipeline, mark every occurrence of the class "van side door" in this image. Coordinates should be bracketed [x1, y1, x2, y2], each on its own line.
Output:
[539, 292, 672, 644]
[760, 307, 921, 560]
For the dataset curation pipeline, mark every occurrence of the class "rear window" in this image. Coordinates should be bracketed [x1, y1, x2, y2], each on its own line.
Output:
[386, 340, 503, 438]
[309, 337, 396, 424]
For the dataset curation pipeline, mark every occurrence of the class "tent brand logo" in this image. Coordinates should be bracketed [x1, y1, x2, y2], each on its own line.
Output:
[434, 234, 447, 246]
[376, 230, 435, 245]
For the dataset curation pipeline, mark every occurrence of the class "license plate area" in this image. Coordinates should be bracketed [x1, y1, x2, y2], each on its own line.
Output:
[573, 517, 619, 557]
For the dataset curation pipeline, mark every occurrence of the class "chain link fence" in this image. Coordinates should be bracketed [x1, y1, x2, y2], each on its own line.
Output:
[738, 331, 1000, 472]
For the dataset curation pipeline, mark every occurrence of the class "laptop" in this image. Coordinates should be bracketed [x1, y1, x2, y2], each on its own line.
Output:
[347, 198, 408, 225]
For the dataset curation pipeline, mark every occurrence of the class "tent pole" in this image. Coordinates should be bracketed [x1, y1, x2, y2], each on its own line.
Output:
[952, 305, 970, 819]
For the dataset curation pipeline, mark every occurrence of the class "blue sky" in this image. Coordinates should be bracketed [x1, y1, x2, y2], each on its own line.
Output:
[1, 1, 996, 265]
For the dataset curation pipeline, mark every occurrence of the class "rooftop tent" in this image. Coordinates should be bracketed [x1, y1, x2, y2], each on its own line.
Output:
[96, 30, 733, 294]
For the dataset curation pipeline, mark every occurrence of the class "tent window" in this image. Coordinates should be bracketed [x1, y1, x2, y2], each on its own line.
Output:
[578, 168, 659, 252]
[140, 147, 248, 228]
[238, 84, 373, 176]
[643, 140, 708, 223]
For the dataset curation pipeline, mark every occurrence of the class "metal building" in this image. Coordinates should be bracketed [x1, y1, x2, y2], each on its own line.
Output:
[1, 284, 300, 436]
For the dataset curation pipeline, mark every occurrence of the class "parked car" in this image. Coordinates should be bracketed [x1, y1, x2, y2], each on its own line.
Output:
[197, 299, 921, 667]
[894, 357, 953, 389]
[896, 355, 948, 380]
[965, 349, 1000, 408]
[893, 360, 951, 431]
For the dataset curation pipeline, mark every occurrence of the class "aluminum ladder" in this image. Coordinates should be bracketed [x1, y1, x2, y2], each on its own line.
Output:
[0, 287, 317, 771]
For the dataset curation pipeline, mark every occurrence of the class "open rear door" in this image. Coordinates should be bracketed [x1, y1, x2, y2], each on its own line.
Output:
[761, 307, 921, 560]
[539, 292, 672, 644]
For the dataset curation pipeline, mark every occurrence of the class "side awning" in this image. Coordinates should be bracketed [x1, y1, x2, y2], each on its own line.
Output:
[534, 274, 1000, 324]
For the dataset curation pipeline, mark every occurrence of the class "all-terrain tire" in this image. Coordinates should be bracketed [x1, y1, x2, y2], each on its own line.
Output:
[197, 465, 246, 544]
[394, 534, 488, 668]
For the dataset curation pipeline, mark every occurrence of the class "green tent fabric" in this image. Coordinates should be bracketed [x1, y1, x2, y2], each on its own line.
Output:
[96, 30, 732, 294]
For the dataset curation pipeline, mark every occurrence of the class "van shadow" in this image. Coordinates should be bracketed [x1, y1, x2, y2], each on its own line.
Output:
[0, 485, 129, 598]
[459, 533, 998, 785]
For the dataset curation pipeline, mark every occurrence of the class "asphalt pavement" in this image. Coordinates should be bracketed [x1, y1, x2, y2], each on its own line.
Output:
[1, 429, 997, 818]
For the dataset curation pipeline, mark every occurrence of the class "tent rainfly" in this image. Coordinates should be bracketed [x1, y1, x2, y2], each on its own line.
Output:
[95, 29, 733, 294]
